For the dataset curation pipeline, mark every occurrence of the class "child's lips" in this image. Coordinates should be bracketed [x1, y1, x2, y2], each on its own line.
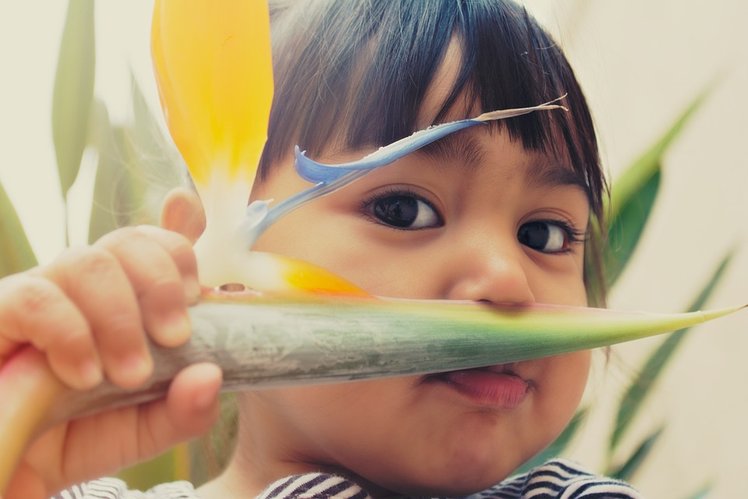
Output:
[425, 366, 531, 409]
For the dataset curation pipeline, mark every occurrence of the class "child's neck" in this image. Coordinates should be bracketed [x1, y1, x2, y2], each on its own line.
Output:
[206, 468, 284, 498]
[198, 430, 407, 498]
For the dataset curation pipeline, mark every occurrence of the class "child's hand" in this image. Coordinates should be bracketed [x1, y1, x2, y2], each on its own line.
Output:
[1, 189, 220, 498]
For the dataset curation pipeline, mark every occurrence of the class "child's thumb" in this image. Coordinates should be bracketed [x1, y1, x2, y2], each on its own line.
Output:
[160, 187, 207, 244]
[139, 362, 222, 455]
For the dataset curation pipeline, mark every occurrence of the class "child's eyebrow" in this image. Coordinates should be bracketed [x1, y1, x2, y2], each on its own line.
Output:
[525, 161, 588, 192]
[415, 133, 588, 191]
[415, 133, 486, 169]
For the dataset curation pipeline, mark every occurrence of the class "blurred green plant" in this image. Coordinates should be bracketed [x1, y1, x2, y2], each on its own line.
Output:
[0, 1, 733, 496]
[0, 182, 37, 277]
[52, 0, 95, 246]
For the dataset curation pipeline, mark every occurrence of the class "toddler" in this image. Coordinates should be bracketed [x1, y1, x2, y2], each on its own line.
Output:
[1, 1, 641, 497]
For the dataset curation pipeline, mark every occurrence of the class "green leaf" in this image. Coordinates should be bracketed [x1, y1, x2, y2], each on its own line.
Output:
[118, 444, 189, 491]
[127, 73, 188, 222]
[608, 248, 736, 455]
[88, 74, 188, 243]
[683, 483, 713, 499]
[59, 296, 745, 421]
[52, 0, 95, 198]
[607, 426, 664, 481]
[87, 100, 114, 242]
[514, 408, 587, 475]
[603, 169, 661, 287]
[607, 84, 713, 224]
[188, 394, 237, 485]
[88, 101, 146, 242]
[130, 72, 186, 188]
[602, 83, 715, 289]
[0, 181, 37, 277]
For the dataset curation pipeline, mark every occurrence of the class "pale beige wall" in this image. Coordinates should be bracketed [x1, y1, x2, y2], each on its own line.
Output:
[1, 1, 747, 498]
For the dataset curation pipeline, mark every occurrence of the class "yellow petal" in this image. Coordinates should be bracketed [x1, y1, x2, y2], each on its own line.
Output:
[151, 0, 273, 189]
[195, 244, 369, 297]
[253, 252, 370, 297]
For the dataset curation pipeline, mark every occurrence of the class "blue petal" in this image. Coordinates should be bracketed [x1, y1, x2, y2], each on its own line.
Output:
[295, 119, 483, 183]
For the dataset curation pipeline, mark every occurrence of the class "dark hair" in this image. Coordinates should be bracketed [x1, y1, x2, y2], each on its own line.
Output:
[259, 0, 607, 304]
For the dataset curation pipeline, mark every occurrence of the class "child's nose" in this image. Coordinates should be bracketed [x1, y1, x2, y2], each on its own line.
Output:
[444, 235, 536, 306]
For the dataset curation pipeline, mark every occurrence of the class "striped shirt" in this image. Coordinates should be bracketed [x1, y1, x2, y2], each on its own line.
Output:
[54, 459, 642, 498]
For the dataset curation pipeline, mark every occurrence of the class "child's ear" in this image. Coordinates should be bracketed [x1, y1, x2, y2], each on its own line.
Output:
[160, 187, 206, 244]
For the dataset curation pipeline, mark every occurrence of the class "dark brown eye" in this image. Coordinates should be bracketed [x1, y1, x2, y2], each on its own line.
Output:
[369, 193, 442, 230]
[518, 221, 571, 253]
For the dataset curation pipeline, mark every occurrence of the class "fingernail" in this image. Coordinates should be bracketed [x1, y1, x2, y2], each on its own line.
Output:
[78, 360, 103, 388]
[157, 312, 192, 347]
[193, 386, 218, 411]
[120, 353, 153, 383]
[184, 278, 202, 304]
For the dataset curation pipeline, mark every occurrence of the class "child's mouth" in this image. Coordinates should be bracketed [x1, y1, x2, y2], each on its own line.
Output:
[424, 366, 531, 409]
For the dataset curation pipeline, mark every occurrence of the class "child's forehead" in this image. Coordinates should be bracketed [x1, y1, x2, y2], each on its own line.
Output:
[414, 36, 476, 128]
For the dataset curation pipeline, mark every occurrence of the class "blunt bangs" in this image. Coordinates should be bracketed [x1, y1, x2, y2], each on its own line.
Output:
[260, 0, 604, 216]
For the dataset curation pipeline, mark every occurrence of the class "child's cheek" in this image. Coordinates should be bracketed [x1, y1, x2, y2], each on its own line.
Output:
[533, 349, 591, 441]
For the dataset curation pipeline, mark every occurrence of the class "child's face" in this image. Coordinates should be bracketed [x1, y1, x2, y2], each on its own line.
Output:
[244, 133, 591, 495]
[236, 44, 591, 495]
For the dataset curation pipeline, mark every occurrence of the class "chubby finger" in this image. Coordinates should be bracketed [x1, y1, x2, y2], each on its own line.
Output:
[132, 225, 201, 305]
[95, 227, 192, 349]
[160, 187, 206, 244]
[0, 273, 102, 390]
[42, 246, 152, 389]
